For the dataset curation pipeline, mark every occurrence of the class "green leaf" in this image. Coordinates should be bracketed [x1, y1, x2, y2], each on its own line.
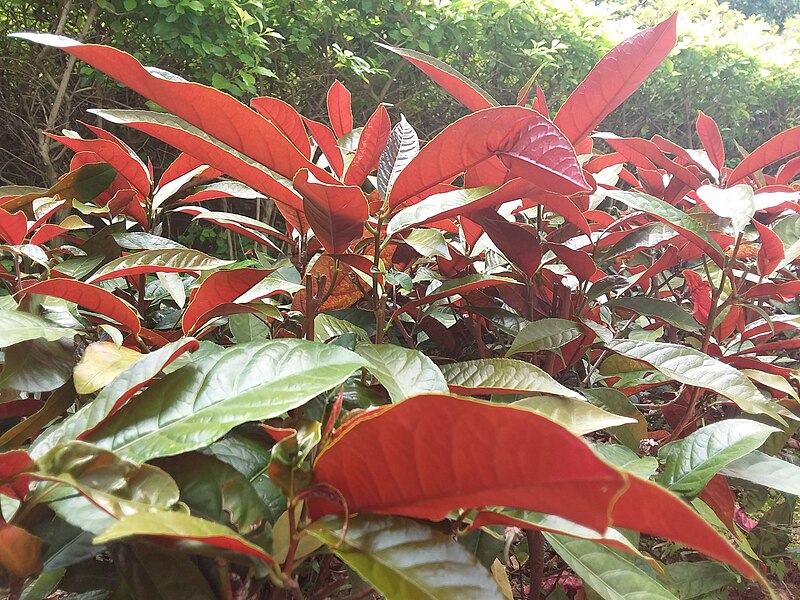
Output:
[36, 441, 179, 518]
[95, 510, 276, 571]
[604, 189, 723, 258]
[720, 451, 800, 495]
[545, 534, 678, 600]
[308, 515, 504, 600]
[229, 313, 270, 343]
[604, 298, 700, 332]
[86, 339, 363, 461]
[0, 310, 77, 347]
[440, 358, 586, 401]
[50, 162, 117, 203]
[315, 313, 369, 342]
[387, 186, 497, 235]
[592, 444, 659, 479]
[511, 396, 636, 435]
[658, 419, 778, 496]
[19, 568, 65, 600]
[356, 343, 448, 402]
[0, 339, 73, 393]
[403, 228, 451, 259]
[73, 342, 142, 395]
[583, 388, 647, 452]
[663, 561, 736, 600]
[87, 249, 231, 283]
[604, 340, 791, 424]
[507, 318, 585, 356]
[112, 232, 187, 250]
[109, 542, 217, 600]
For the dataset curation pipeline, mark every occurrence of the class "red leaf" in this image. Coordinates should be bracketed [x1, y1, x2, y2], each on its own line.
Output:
[696, 111, 725, 172]
[160, 153, 221, 188]
[532, 83, 549, 117]
[0, 400, 43, 420]
[326, 80, 353, 139]
[610, 475, 758, 579]
[310, 394, 626, 533]
[554, 13, 677, 144]
[0, 208, 28, 246]
[775, 155, 800, 184]
[0, 449, 33, 500]
[599, 134, 702, 189]
[753, 219, 785, 277]
[390, 107, 589, 207]
[745, 281, 800, 300]
[17, 279, 141, 335]
[250, 96, 311, 158]
[294, 169, 369, 255]
[728, 124, 800, 184]
[182, 268, 273, 334]
[344, 105, 391, 186]
[391, 275, 518, 321]
[46, 132, 151, 197]
[377, 43, 497, 112]
[682, 269, 712, 323]
[547, 243, 598, 281]
[479, 216, 541, 278]
[302, 117, 345, 179]
[698, 475, 736, 532]
[17, 35, 330, 185]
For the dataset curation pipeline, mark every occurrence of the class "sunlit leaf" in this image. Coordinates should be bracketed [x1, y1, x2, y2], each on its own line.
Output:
[356, 342, 448, 402]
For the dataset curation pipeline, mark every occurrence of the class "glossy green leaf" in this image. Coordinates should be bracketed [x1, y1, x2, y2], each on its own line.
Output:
[356, 342, 448, 402]
[583, 388, 647, 451]
[35, 441, 179, 518]
[0, 339, 73, 393]
[604, 298, 700, 332]
[663, 561, 737, 600]
[403, 228, 452, 259]
[511, 396, 636, 436]
[308, 515, 504, 600]
[315, 313, 369, 342]
[592, 444, 659, 480]
[86, 339, 363, 461]
[95, 510, 276, 569]
[73, 342, 141, 395]
[87, 249, 231, 283]
[720, 451, 800, 495]
[605, 340, 791, 424]
[0, 310, 77, 347]
[658, 419, 778, 496]
[440, 358, 586, 401]
[507, 318, 585, 356]
[604, 189, 723, 260]
[545, 533, 678, 600]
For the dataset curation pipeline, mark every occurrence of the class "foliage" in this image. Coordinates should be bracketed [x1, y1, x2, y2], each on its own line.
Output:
[1, 12, 800, 600]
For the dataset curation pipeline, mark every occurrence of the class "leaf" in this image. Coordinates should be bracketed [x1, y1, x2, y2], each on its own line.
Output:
[327, 80, 353, 139]
[0, 384, 76, 448]
[664, 561, 737, 600]
[554, 13, 677, 143]
[389, 107, 589, 208]
[592, 444, 658, 480]
[0, 449, 34, 499]
[250, 96, 311, 158]
[603, 189, 724, 262]
[696, 185, 755, 235]
[376, 43, 498, 112]
[314, 314, 369, 342]
[545, 534, 678, 600]
[696, 111, 725, 173]
[85, 339, 363, 461]
[344, 104, 391, 186]
[604, 339, 790, 424]
[355, 343, 449, 402]
[378, 115, 419, 199]
[720, 451, 800, 495]
[310, 515, 503, 600]
[110, 542, 217, 600]
[511, 396, 636, 436]
[0, 523, 42, 578]
[507, 319, 585, 356]
[51, 162, 118, 203]
[604, 298, 700, 332]
[73, 342, 141, 394]
[0, 309, 77, 347]
[18, 279, 141, 335]
[182, 268, 272, 334]
[403, 228, 451, 259]
[302, 116, 345, 178]
[310, 394, 626, 532]
[440, 358, 585, 401]
[0, 207, 28, 245]
[658, 420, 778, 496]
[391, 274, 520, 320]
[31, 338, 198, 457]
[87, 249, 230, 283]
[0, 339, 73, 393]
[728, 124, 800, 184]
[94, 510, 276, 569]
[294, 169, 368, 254]
[35, 441, 179, 517]
[753, 220, 784, 278]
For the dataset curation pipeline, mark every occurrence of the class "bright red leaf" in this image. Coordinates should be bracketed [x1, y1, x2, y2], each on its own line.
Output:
[728, 124, 800, 185]
[250, 96, 311, 158]
[696, 111, 725, 173]
[326, 80, 353, 139]
[302, 117, 345, 179]
[753, 220, 784, 277]
[344, 104, 391, 186]
[0, 208, 28, 246]
[0, 449, 33, 500]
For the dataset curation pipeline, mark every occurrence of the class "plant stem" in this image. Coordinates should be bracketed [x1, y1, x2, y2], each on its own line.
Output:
[527, 529, 545, 600]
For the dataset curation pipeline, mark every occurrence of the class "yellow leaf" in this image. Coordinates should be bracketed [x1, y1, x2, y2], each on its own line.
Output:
[74, 342, 141, 394]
